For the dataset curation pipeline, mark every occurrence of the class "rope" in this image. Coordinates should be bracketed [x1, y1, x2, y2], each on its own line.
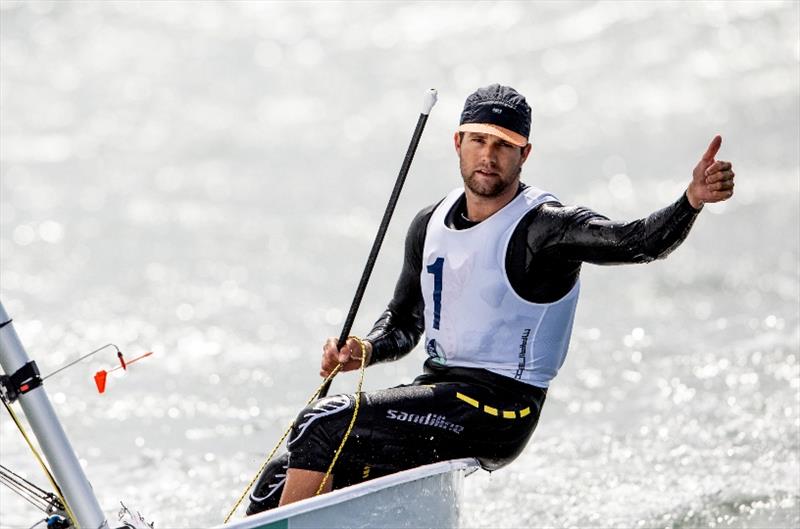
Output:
[222, 362, 344, 522]
[1, 395, 77, 527]
[0, 463, 63, 514]
[0, 472, 51, 513]
[316, 337, 366, 495]
[223, 336, 368, 523]
[26, 518, 48, 529]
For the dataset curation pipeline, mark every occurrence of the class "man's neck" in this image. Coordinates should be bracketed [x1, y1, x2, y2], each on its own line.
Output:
[464, 181, 523, 222]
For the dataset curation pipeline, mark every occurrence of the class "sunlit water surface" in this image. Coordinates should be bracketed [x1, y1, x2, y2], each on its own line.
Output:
[1, 2, 798, 528]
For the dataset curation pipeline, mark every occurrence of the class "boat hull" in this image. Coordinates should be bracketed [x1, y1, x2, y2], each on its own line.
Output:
[220, 458, 479, 529]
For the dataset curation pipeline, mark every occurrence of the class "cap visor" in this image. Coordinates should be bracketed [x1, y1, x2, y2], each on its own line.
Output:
[457, 123, 528, 147]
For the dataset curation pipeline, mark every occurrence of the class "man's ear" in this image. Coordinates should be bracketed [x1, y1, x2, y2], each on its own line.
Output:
[520, 143, 532, 164]
[454, 131, 462, 155]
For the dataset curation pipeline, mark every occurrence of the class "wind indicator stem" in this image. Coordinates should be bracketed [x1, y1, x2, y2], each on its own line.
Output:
[320, 89, 438, 399]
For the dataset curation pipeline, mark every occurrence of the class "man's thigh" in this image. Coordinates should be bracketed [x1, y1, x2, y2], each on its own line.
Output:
[330, 381, 537, 486]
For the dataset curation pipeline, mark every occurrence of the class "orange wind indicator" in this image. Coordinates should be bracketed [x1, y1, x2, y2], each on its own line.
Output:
[94, 351, 153, 394]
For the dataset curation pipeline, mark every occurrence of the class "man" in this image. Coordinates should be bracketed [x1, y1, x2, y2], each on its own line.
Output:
[247, 84, 735, 513]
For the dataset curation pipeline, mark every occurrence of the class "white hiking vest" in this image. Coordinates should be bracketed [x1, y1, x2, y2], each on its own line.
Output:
[420, 186, 580, 388]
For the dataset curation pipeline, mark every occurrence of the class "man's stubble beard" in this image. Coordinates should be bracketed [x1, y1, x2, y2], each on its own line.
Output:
[460, 159, 522, 198]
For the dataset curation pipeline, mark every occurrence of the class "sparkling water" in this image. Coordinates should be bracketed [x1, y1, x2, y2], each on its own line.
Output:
[1, 2, 798, 527]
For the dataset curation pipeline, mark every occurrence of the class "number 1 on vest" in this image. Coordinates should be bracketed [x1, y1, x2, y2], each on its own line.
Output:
[426, 257, 445, 330]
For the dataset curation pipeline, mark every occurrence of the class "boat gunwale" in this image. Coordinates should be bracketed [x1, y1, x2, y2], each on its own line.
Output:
[219, 457, 479, 529]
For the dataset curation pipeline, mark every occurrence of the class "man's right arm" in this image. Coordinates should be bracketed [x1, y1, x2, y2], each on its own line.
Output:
[365, 204, 437, 365]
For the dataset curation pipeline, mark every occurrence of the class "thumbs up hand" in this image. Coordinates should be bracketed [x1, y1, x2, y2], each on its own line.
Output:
[686, 135, 735, 209]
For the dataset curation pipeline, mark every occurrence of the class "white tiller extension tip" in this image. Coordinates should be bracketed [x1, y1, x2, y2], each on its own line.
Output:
[421, 88, 438, 115]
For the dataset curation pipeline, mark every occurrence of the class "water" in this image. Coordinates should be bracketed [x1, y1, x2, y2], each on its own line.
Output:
[1, 1, 798, 527]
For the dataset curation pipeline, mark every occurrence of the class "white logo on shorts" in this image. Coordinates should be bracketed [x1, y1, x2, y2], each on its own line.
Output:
[290, 395, 352, 447]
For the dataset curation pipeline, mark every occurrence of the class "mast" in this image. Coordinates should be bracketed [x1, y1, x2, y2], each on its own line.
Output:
[0, 300, 108, 529]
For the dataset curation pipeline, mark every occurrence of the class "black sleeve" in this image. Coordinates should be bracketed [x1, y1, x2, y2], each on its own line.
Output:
[365, 203, 437, 365]
[507, 192, 702, 303]
[533, 192, 701, 265]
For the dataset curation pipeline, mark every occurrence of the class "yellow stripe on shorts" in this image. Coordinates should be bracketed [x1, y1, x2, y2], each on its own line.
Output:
[456, 391, 531, 420]
[456, 392, 480, 408]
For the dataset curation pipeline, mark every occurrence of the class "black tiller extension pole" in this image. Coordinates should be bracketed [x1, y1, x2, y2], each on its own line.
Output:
[319, 88, 438, 399]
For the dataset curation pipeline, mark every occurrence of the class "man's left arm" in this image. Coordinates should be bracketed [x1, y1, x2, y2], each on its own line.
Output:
[539, 135, 735, 265]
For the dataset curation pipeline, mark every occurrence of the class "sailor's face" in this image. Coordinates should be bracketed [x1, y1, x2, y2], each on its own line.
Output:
[455, 132, 531, 198]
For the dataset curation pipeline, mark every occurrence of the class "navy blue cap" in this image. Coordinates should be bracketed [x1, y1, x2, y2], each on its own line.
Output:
[458, 84, 531, 147]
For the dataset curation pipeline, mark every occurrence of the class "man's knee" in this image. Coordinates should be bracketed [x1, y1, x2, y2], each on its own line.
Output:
[287, 394, 354, 458]
[246, 395, 355, 516]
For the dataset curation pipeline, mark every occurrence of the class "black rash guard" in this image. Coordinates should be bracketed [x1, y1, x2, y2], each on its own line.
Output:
[247, 185, 702, 516]
[365, 184, 701, 365]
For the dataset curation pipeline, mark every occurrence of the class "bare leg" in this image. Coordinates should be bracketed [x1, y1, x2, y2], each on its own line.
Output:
[278, 468, 333, 506]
